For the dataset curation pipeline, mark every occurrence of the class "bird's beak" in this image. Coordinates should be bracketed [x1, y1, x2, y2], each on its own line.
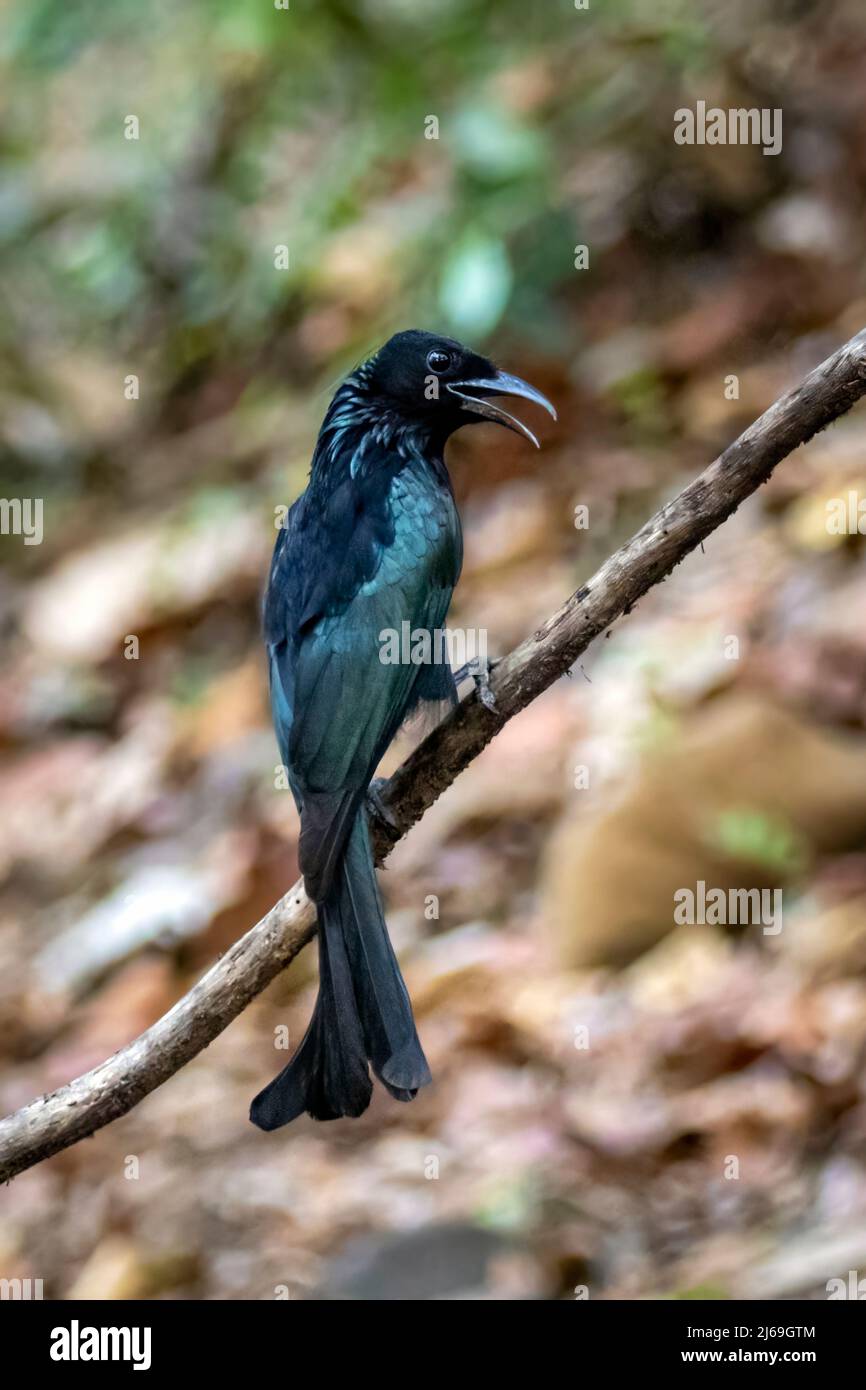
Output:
[447, 370, 557, 448]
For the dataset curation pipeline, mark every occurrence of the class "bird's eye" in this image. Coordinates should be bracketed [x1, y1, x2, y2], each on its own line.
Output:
[426, 349, 452, 375]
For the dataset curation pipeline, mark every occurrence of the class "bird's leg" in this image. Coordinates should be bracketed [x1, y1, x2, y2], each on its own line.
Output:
[453, 655, 498, 711]
[366, 777, 400, 837]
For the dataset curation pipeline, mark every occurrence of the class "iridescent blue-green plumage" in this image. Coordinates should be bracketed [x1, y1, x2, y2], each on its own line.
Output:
[250, 330, 553, 1127]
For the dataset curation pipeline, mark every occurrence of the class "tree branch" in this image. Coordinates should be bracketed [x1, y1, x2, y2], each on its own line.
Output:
[3, 327, 866, 1184]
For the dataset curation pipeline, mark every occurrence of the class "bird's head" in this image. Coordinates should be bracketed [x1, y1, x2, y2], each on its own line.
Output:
[360, 329, 556, 450]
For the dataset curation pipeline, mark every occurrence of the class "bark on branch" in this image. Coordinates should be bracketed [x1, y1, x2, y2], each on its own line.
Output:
[3, 327, 866, 1184]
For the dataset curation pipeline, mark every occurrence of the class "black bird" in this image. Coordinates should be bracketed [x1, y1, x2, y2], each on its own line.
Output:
[250, 330, 555, 1128]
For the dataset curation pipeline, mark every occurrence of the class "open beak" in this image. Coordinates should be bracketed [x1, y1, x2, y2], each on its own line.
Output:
[447, 370, 557, 449]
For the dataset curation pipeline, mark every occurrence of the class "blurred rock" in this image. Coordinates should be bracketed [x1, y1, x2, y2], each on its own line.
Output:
[543, 696, 866, 969]
[318, 1223, 543, 1301]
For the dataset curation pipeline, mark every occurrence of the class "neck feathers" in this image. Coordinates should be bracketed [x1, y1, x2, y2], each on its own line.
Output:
[311, 361, 441, 490]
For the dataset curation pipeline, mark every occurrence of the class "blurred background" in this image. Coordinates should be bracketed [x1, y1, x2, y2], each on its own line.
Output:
[3, 0, 866, 1300]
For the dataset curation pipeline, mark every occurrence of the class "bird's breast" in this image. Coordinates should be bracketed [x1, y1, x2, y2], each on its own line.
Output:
[358, 458, 462, 599]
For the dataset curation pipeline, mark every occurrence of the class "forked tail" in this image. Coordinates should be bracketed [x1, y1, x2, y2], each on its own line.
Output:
[250, 813, 430, 1128]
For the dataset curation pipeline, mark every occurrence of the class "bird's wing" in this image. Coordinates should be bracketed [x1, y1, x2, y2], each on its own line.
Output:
[266, 462, 460, 895]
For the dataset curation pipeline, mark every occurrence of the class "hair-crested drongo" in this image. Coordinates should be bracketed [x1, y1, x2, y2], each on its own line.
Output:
[250, 330, 555, 1128]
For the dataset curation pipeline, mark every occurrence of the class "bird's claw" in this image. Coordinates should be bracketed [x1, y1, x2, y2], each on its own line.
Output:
[366, 777, 400, 835]
[454, 655, 498, 711]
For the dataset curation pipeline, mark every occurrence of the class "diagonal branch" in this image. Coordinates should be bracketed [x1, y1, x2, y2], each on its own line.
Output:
[3, 327, 866, 1184]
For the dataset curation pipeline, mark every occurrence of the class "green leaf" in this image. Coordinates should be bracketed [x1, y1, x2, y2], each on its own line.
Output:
[454, 104, 544, 183]
[704, 809, 809, 875]
[438, 234, 512, 339]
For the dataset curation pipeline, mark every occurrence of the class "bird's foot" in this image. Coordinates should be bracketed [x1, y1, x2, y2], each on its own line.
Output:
[454, 655, 498, 711]
[366, 777, 400, 836]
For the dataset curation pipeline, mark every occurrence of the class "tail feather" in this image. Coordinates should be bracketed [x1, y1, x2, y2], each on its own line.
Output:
[250, 810, 430, 1129]
[341, 815, 431, 1095]
[249, 917, 372, 1128]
